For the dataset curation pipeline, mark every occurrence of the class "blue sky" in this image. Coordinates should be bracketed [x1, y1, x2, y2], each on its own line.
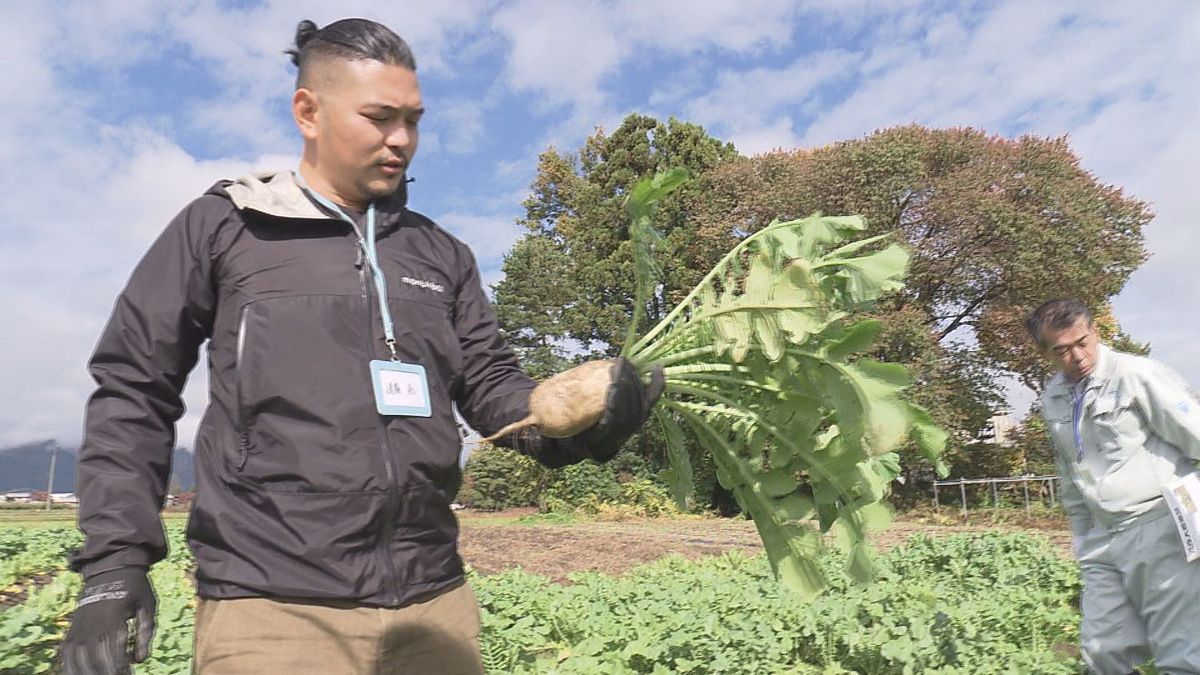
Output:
[1, 0, 1196, 448]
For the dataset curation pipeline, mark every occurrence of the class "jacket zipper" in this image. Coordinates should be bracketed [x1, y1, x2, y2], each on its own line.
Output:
[234, 304, 250, 471]
[357, 236, 403, 606]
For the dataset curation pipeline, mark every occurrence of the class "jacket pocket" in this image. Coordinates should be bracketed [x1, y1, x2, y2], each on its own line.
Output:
[232, 304, 250, 472]
[392, 481, 463, 589]
[1041, 403, 1073, 454]
[1090, 392, 1143, 457]
[385, 286, 462, 384]
[233, 294, 387, 493]
[381, 291, 464, 473]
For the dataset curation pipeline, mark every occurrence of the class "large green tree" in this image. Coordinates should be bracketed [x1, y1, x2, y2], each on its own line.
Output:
[492, 236, 577, 378]
[493, 115, 738, 503]
[693, 126, 1150, 390]
[493, 114, 739, 361]
[688, 126, 1150, 486]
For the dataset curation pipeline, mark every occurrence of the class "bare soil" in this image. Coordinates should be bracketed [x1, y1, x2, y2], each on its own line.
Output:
[457, 510, 1073, 582]
[0, 572, 57, 610]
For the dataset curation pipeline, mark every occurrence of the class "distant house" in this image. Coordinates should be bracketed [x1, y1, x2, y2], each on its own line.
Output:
[50, 492, 78, 505]
[978, 409, 1017, 447]
[3, 491, 34, 503]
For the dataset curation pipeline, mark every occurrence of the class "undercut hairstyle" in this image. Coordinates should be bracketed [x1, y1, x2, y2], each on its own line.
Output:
[286, 18, 416, 89]
[1024, 299, 1094, 349]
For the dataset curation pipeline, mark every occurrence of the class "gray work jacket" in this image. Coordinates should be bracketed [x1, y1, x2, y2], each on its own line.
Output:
[1042, 344, 1200, 539]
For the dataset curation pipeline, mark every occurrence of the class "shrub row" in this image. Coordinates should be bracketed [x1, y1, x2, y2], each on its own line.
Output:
[457, 445, 679, 518]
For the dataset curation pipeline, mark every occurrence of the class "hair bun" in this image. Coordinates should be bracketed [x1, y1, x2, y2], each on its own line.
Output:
[292, 20, 319, 57]
[285, 18, 416, 75]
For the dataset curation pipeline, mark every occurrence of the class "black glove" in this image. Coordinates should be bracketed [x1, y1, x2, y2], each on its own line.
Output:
[576, 357, 666, 462]
[60, 567, 156, 675]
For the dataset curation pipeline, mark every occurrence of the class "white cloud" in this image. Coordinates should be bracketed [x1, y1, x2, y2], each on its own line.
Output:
[483, 0, 829, 223]
[617, 0, 797, 53]
[494, 158, 532, 179]
[0, 6, 55, 115]
[98, 134, 297, 241]
[800, 2, 1192, 147]
[0, 123, 290, 447]
[187, 97, 296, 158]
[686, 50, 858, 122]
[46, 0, 170, 71]
[725, 117, 802, 157]
[673, 49, 858, 154]
[436, 212, 524, 268]
[1105, 117, 1200, 383]
[493, 0, 620, 108]
[492, 0, 803, 113]
[431, 98, 487, 155]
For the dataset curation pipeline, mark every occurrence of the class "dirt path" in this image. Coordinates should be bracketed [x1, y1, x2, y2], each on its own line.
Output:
[458, 512, 1074, 582]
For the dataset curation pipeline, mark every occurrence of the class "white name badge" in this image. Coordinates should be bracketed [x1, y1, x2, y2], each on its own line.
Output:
[369, 360, 432, 417]
[1163, 472, 1200, 562]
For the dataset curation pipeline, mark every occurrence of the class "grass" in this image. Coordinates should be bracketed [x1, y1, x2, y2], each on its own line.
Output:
[0, 507, 188, 528]
[455, 509, 544, 527]
[514, 511, 580, 525]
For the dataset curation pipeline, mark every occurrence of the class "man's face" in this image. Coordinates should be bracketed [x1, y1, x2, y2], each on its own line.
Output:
[1040, 316, 1099, 383]
[298, 59, 423, 208]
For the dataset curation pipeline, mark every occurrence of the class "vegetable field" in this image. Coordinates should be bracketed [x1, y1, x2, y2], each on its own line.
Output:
[0, 518, 1083, 674]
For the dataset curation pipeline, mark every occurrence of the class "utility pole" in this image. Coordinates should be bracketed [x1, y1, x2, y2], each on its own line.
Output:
[45, 442, 58, 511]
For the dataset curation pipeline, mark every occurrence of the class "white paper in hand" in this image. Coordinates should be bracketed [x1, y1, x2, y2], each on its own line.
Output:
[1163, 472, 1200, 562]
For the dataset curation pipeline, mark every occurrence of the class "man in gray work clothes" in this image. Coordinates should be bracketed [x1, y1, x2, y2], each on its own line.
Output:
[1028, 298, 1200, 673]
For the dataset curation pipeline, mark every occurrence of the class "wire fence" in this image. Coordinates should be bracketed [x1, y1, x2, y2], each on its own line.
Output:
[932, 475, 1060, 518]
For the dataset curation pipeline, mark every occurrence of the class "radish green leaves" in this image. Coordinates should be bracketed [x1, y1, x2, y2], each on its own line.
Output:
[622, 170, 948, 598]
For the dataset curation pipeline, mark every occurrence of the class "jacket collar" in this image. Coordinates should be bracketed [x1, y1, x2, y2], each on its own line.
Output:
[1092, 343, 1116, 387]
[219, 170, 409, 226]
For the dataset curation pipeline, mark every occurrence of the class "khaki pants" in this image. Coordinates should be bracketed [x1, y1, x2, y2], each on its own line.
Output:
[192, 582, 484, 674]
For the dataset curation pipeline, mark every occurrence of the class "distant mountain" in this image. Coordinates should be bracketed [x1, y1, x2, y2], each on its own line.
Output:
[171, 449, 195, 492]
[0, 442, 196, 493]
[0, 441, 77, 492]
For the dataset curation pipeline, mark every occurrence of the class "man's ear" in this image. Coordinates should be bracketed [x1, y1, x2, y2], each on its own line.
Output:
[293, 88, 319, 141]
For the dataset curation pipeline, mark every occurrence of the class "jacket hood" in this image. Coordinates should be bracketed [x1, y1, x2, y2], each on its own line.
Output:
[212, 169, 410, 223]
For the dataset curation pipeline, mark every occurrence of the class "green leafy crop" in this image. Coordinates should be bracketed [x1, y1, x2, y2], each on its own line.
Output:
[622, 170, 949, 597]
[0, 525, 1083, 673]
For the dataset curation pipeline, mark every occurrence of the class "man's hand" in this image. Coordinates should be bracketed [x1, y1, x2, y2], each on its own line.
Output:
[578, 357, 666, 462]
[60, 567, 156, 675]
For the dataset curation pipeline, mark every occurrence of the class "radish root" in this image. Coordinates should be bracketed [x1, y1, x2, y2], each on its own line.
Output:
[479, 360, 615, 443]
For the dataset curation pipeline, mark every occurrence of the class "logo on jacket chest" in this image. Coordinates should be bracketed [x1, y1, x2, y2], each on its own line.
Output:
[400, 276, 446, 294]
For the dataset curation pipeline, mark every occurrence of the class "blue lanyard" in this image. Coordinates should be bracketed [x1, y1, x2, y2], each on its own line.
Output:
[1071, 384, 1086, 462]
[297, 178, 399, 361]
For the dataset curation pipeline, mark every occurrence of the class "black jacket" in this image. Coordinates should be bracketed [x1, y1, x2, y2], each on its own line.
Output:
[72, 170, 571, 607]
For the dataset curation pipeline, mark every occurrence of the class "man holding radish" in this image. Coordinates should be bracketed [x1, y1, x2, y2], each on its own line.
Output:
[1029, 298, 1200, 674]
[60, 18, 662, 675]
